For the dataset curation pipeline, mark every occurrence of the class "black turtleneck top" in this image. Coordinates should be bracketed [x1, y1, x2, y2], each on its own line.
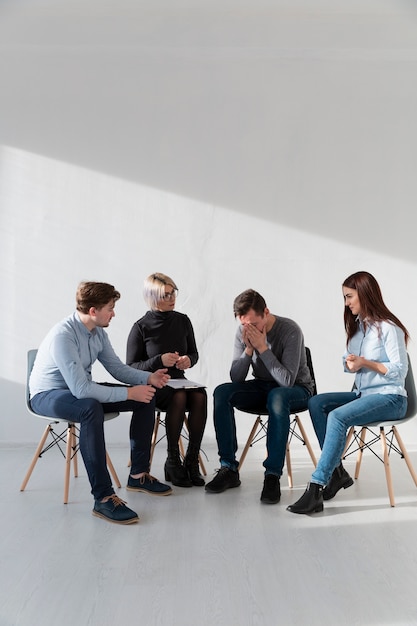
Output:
[126, 310, 199, 379]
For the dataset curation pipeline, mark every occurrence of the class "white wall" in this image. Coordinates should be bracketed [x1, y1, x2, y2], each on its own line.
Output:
[1, 0, 417, 446]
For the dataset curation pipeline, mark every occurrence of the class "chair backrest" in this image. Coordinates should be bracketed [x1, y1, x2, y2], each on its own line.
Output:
[404, 354, 417, 419]
[360, 353, 417, 426]
[26, 349, 38, 409]
[305, 346, 317, 397]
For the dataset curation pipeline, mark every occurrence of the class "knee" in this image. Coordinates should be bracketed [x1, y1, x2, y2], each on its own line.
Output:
[266, 389, 287, 416]
[170, 389, 187, 410]
[324, 408, 350, 440]
[213, 383, 233, 405]
[79, 398, 103, 423]
[308, 395, 323, 416]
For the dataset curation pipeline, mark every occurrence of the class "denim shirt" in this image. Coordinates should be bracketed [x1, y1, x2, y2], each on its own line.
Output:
[343, 319, 408, 398]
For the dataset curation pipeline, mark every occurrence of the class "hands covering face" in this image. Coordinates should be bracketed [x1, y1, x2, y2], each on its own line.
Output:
[242, 322, 267, 352]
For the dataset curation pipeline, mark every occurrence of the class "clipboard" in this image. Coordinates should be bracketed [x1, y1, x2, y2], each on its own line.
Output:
[167, 379, 206, 389]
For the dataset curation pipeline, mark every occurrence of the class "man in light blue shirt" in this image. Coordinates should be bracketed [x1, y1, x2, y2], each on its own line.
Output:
[30, 281, 172, 524]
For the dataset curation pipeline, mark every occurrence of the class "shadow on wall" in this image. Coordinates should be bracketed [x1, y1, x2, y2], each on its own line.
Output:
[0, 378, 43, 444]
[1, 2, 417, 262]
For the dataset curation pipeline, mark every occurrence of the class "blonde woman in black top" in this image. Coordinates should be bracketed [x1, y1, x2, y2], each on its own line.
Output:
[127, 273, 207, 487]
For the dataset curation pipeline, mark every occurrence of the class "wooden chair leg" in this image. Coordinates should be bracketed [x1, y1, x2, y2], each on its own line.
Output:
[182, 416, 207, 475]
[392, 425, 417, 487]
[20, 424, 52, 492]
[285, 443, 293, 488]
[238, 417, 261, 470]
[63, 425, 73, 504]
[71, 426, 78, 478]
[355, 426, 367, 479]
[149, 413, 161, 471]
[197, 452, 207, 476]
[294, 416, 317, 466]
[285, 417, 317, 488]
[380, 427, 395, 507]
[106, 451, 121, 488]
[69, 425, 121, 490]
[343, 426, 355, 458]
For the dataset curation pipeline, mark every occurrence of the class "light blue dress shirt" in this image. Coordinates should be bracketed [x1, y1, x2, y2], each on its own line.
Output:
[29, 312, 150, 403]
[344, 319, 408, 398]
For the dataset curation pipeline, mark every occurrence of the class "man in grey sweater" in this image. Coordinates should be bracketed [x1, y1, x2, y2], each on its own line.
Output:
[205, 289, 314, 504]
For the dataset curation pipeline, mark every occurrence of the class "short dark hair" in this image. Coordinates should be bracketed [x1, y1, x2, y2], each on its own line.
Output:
[233, 289, 267, 317]
[76, 281, 121, 313]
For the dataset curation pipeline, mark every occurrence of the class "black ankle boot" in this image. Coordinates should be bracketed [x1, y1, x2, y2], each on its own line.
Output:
[287, 482, 324, 514]
[164, 447, 192, 488]
[185, 445, 205, 487]
[323, 463, 354, 501]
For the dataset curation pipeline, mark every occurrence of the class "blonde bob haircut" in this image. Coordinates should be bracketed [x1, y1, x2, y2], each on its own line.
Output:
[143, 272, 178, 310]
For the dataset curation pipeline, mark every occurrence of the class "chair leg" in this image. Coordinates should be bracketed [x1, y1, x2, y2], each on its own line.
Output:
[380, 427, 395, 507]
[197, 453, 207, 476]
[285, 416, 317, 488]
[70, 426, 78, 478]
[355, 427, 367, 479]
[149, 413, 161, 471]
[106, 451, 121, 488]
[285, 443, 293, 488]
[182, 416, 207, 476]
[238, 417, 261, 470]
[343, 426, 355, 458]
[20, 424, 52, 492]
[392, 426, 417, 487]
[294, 415, 317, 466]
[63, 425, 74, 504]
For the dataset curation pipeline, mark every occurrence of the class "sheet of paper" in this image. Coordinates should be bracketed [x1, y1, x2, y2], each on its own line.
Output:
[167, 379, 206, 389]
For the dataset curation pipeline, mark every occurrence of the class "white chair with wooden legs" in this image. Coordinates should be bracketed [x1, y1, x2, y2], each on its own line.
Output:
[342, 353, 417, 507]
[237, 346, 317, 488]
[237, 409, 317, 488]
[20, 349, 121, 504]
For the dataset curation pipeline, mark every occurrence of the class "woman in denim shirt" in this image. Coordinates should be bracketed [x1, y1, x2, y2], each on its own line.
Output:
[287, 271, 410, 515]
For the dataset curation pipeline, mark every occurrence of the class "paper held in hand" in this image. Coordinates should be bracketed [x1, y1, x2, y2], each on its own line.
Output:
[167, 379, 206, 389]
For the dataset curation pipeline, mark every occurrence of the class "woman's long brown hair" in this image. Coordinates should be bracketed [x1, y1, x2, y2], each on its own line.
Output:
[343, 271, 409, 347]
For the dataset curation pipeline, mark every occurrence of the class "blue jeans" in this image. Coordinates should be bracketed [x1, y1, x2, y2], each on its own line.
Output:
[213, 380, 312, 476]
[30, 389, 156, 501]
[308, 392, 408, 486]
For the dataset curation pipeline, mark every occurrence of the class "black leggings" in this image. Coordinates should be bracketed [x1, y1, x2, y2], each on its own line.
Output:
[155, 386, 207, 451]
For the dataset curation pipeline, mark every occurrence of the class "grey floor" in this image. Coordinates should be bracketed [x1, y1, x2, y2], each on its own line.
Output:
[2, 438, 417, 626]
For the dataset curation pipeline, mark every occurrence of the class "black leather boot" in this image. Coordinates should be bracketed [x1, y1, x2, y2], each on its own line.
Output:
[185, 445, 205, 486]
[164, 447, 192, 487]
[323, 463, 354, 500]
[286, 482, 324, 514]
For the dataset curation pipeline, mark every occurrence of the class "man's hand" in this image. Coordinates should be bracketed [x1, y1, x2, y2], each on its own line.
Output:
[127, 385, 156, 403]
[242, 323, 268, 353]
[176, 355, 191, 370]
[241, 326, 254, 355]
[148, 368, 170, 388]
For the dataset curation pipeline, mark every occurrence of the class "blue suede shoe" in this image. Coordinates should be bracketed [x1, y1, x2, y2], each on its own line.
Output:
[92, 494, 139, 525]
[127, 473, 173, 496]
